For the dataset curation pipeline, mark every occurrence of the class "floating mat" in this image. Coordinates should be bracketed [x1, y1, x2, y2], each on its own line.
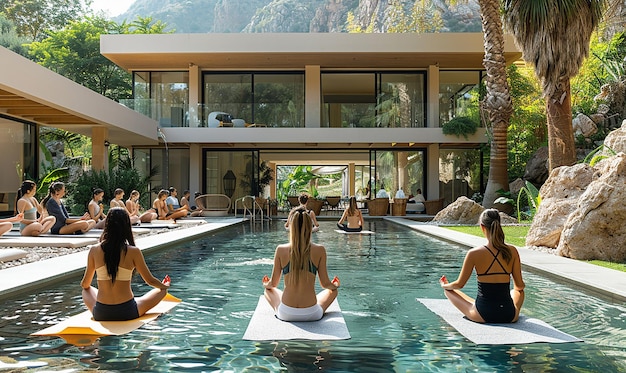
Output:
[334, 229, 375, 235]
[243, 296, 351, 341]
[417, 298, 582, 345]
[32, 293, 181, 346]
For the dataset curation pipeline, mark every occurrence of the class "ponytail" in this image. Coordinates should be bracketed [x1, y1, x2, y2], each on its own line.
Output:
[41, 181, 64, 209]
[479, 209, 511, 262]
[287, 208, 313, 285]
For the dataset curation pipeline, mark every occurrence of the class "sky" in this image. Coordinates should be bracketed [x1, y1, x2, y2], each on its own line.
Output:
[89, 0, 133, 17]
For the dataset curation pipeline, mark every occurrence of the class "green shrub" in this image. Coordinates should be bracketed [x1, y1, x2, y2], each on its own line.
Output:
[442, 116, 478, 140]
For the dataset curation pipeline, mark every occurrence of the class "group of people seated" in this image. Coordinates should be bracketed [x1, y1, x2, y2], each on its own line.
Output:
[0, 182, 204, 239]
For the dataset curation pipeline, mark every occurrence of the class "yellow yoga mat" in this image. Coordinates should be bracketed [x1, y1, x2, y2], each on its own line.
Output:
[31, 293, 181, 346]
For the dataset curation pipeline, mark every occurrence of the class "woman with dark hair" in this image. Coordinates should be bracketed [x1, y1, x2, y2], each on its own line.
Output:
[80, 207, 171, 321]
[263, 208, 339, 321]
[285, 193, 319, 232]
[42, 181, 96, 235]
[88, 188, 107, 229]
[16, 180, 55, 236]
[336, 196, 364, 232]
[440, 209, 525, 323]
[153, 189, 187, 222]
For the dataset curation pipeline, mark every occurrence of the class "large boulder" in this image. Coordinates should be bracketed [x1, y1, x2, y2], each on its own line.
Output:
[526, 164, 595, 248]
[433, 196, 484, 224]
[572, 113, 598, 138]
[603, 119, 626, 154]
[557, 153, 626, 261]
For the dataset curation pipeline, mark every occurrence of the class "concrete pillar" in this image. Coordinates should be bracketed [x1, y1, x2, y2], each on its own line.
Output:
[92, 127, 108, 171]
[348, 162, 355, 196]
[268, 162, 277, 199]
[427, 64, 439, 128]
[305, 65, 321, 128]
[427, 143, 440, 200]
[188, 64, 201, 127]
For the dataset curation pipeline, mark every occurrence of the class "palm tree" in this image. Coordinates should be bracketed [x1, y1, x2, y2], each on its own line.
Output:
[503, 1, 605, 170]
[476, 0, 513, 208]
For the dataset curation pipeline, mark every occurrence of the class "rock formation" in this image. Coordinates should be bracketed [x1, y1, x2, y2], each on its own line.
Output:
[603, 120, 626, 154]
[525, 164, 595, 248]
[432, 196, 516, 225]
[523, 146, 549, 187]
[557, 153, 626, 261]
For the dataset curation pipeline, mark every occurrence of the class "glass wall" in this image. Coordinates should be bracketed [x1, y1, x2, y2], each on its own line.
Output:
[321, 72, 426, 128]
[370, 149, 426, 198]
[439, 70, 483, 127]
[133, 147, 190, 204]
[131, 71, 190, 127]
[439, 148, 483, 205]
[203, 73, 304, 127]
[0, 115, 36, 214]
[203, 150, 259, 202]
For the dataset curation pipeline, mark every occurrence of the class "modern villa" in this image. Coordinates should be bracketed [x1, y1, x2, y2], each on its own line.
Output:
[0, 33, 521, 214]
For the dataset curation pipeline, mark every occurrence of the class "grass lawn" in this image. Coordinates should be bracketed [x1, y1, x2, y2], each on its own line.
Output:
[444, 225, 626, 273]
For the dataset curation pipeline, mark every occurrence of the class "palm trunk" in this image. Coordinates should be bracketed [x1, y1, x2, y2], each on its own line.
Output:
[478, 0, 513, 209]
[546, 78, 577, 170]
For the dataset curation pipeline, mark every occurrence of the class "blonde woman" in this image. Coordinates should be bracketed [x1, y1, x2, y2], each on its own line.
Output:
[153, 189, 186, 222]
[263, 208, 340, 321]
[16, 180, 55, 236]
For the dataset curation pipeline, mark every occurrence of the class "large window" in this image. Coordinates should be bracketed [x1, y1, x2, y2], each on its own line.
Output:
[203, 73, 304, 127]
[321, 72, 426, 128]
[132, 71, 190, 127]
[133, 147, 190, 204]
[439, 71, 483, 127]
[203, 150, 260, 202]
[439, 148, 483, 205]
[0, 115, 36, 214]
[370, 149, 426, 198]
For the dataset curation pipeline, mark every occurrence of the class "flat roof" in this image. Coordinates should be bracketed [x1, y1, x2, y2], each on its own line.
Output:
[0, 47, 158, 146]
[101, 33, 522, 70]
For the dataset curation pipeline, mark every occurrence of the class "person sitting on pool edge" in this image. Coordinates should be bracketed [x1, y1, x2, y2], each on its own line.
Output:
[263, 208, 340, 321]
[440, 209, 525, 323]
[336, 196, 364, 232]
[80, 207, 171, 321]
[285, 193, 319, 232]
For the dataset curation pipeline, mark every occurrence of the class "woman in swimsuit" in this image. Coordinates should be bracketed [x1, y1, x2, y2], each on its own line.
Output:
[263, 208, 340, 321]
[126, 190, 157, 223]
[440, 209, 525, 323]
[285, 194, 319, 232]
[87, 188, 107, 229]
[80, 207, 171, 321]
[153, 189, 187, 222]
[110, 188, 140, 225]
[42, 181, 96, 235]
[16, 180, 55, 236]
[337, 196, 364, 232]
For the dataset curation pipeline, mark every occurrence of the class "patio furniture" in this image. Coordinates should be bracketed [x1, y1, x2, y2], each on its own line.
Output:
[195, 194, 231, 217]
[391, 198, 408, 216]
[306, 198, 325, 216]
[287, 196, 300, 209]
[423, 198, 444, 215]
[325, 196, 342, 214]
[367, 198, 389, 216]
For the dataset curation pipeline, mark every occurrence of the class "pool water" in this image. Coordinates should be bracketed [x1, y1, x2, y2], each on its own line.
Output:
[1, 220, 625, 371]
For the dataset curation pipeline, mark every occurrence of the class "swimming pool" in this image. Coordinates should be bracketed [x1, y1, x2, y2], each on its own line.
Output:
[1, 220, 625, 371]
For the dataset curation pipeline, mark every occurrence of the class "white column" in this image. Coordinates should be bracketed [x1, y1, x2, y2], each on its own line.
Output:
[305, 65, 321, 128]
[427, 143, 439, 199]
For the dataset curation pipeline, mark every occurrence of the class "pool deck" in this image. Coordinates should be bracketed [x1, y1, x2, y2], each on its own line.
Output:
[1, 217, 625, 304]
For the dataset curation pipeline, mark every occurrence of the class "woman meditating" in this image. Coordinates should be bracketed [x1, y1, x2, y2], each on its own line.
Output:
[153, 189, 187, 222]
[126, 190, 157, 223]
[285, 193, 319, 232]
[263, 208, 340, 321]
[336, 196, 364, 232]
[43, 181, 96, 235]
[80, 207, 171, 321]
[16, 180, 55, 236]
[87, 188, 107, 229]
[440, 209, 525, 323]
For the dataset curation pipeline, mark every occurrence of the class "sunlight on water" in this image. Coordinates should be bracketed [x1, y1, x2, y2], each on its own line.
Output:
[0, 220, 625, 372]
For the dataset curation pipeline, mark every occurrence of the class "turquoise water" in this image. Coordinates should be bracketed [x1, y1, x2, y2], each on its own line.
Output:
[1, 220, 625, 371]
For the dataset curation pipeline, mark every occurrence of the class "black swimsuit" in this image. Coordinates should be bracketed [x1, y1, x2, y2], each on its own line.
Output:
[475, 246, 515, 323]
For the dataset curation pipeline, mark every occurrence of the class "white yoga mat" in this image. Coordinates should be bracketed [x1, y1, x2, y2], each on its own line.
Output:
[417, 298, 582, 345]
[334, 230, 375, 235]
[243, 296, 351, 341]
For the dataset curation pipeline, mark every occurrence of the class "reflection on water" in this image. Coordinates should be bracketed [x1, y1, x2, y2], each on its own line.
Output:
[0, 220, 625, 372]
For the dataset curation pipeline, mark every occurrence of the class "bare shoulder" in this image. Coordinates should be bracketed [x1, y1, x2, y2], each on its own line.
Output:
[310, 242, 326, 253]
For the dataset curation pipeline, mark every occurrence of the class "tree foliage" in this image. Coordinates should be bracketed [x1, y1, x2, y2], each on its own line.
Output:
[1, 0, 88, 41]
[0, 13, 29, 55]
